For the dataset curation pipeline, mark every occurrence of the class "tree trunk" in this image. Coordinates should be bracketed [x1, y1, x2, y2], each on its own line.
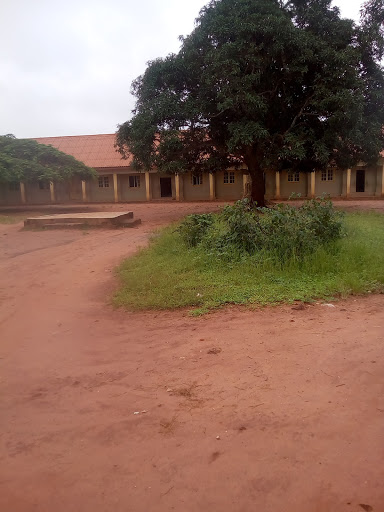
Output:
[244, 150, 266, 207]
[250, 171, 265, 206]
[248, 168, 266, 207]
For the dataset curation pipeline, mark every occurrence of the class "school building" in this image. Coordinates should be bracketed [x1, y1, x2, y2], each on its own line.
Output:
[1, 133, 383, 205]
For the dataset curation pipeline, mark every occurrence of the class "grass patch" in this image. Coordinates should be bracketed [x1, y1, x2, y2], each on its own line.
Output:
[114, 211, 384, 311]
[0, 214, 23, 224]
[0, 212, 41, 224]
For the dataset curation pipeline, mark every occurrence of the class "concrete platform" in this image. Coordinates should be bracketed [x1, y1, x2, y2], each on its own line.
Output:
[24, 211, 141, 228]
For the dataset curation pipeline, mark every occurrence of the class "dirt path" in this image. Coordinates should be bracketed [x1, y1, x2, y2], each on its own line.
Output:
[0, 201, 383, 512]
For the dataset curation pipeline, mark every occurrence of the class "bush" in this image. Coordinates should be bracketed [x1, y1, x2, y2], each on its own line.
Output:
[299, 196, 344, 243]
[177, 197, 344, 261]
[255, 198, 345, 261]
[203, 200, 262, 257]
[176, 213, 214, 247]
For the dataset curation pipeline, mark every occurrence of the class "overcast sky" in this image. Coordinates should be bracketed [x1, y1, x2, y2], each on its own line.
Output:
[0, 0, 364, 138]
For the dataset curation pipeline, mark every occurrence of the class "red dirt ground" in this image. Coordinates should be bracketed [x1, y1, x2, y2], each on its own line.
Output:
[1, 201, 384, 512]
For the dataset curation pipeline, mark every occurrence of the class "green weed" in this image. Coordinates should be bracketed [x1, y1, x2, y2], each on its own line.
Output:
[114, 210, 384, 311]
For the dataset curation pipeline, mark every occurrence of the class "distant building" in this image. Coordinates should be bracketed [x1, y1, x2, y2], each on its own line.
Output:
[0, 133, 383, 205]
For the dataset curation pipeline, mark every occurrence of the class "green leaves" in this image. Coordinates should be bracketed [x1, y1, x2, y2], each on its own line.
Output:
[0, 136, 97, 183]
[116, 0, 384, 201]
[177, 197, 344, 262]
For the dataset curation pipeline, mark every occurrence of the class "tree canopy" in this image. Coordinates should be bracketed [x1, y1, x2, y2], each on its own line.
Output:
[116, 0, 384, 206]
[0, 135, 97, 183]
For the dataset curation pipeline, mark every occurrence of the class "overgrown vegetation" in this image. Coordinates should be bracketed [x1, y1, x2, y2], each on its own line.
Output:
[176, 213, 215, 248]
[114, 203, 384, 312]
[177, 198, 344, 261]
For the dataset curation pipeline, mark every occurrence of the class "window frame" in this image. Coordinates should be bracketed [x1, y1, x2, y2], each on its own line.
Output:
[224, 171, 235, 184]
[129, 175, 140, 188]
[321, 169, 334, 182]
[98, 176, 110, 188]
[191, 174, 203, 186]
[287, 171, 300, 183]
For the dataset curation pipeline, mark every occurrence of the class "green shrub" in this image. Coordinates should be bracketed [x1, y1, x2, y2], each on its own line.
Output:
[203, 200, 262, 257]
[178, 197, 344, 261]
[256, 198, 344, 261]
[299, 196, 344, 243]
[176, 213, 214, 247]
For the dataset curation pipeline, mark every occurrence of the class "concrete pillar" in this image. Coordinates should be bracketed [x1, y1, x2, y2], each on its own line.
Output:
[175, 174, 180, 201]
[275, 171, 280, 199]
[243, 173, 250, 197]
[175, 174, 184, 201]
[20, 182, 26, 204]
[382, 165, 384, 197]
[341, 169, 347, 197]
[145, 171, 151, 201]
[346, 168, 351, 198]
[81, 180, 87, 203]
[209, 173, 216, 201]
[310, 171, 316, 198]
[81, 180, 87, 202]
[113, 173, 118, 203]
[374, 166, 380, 196]
[50, 181, 55, 203]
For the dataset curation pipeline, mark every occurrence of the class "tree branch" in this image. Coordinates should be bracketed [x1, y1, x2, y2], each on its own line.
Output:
[284, 93, 316, 135]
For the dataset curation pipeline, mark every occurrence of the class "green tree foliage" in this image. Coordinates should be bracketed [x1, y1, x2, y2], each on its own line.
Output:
[0, 135, 97, 184]
[116, 0, 384, 206]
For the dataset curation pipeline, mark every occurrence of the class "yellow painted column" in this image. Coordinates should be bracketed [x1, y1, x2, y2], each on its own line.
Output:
[243, 173, 250, 197]
[113, 173, 118, 203]
[50, 181, 55, 203]
[175, 174, 181, 201]
[81, 180, 87, 202]
[20, 182, 26, 204]
[381, 164, 384, 197]
[179, 173, 184, 201]
[346, 168, 351, 197]
[145, 171, 151, 201]
[275, 171, 280, 199]
[209, 173, 216, 201]
[310, 171, 316, 198]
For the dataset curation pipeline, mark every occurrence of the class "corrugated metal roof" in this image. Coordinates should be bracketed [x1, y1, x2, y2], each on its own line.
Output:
[33, 134, 132, 168]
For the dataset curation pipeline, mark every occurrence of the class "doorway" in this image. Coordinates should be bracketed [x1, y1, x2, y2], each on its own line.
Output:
[356, 169, 365, 193]
[160, 177, 172, 198]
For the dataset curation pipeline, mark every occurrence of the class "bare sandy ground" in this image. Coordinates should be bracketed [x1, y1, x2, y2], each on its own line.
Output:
[0, 201, 383, 512]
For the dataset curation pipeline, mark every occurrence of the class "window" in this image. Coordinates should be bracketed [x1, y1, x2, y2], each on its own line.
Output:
[98, 176, 109, 188]
[39, 181, 50, 190]
[321, 169, 334, 181]
[192, 174, 203, 185]
[287, 171, 300, 182]
[9, 182, 20, 191]
[224, 171, 235, 184]
[129, 175, 140, 188]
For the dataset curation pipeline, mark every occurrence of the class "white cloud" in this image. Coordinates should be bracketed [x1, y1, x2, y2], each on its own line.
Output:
[333, 0, 362, 20]
[0, 0, 367, 138]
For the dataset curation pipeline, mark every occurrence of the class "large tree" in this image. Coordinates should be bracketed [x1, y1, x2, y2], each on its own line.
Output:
[116, 0, 384, 206]
[0, 135, 96, 184]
